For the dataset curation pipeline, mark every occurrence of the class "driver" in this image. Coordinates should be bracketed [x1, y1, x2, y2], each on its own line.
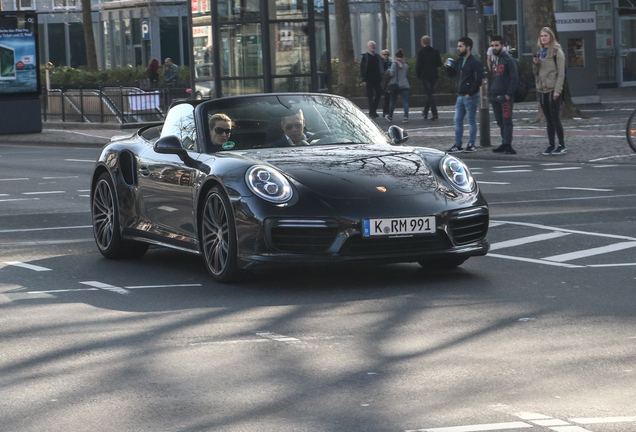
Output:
[267, 109, 310, 147]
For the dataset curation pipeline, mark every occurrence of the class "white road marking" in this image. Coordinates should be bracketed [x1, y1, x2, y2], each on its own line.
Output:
[489, 232, 570, 251]
[586, 262, 636, 267]
[3, 261, 52, 271]
[515, 412, 552, 420]
[0, 178, 29, 181]
[22, 191, 65, 195]
[405, 422, 533, 432]
[494, 165, 532, 169]
[477, 181, 511, 185]
[77, 189, 90, 192]
[540, 163, 565, 166]
[549, 427, 593, 432]
[125, 284, 202, 289]
[491, 221, 636, 241]
[0, 194, 7, 196]
[543, 167, 583, 171]
[42, 176, 79, 179]
[27, 283, 203, 295]
[555, 187, 614, 192]
[256, 332, 301, 343]
[542, 241, 636, 262]
[570, 416, 636, 424]
[589, 154, 636, 162]
[0, 239, 93, 247]
[493, 170, 533, 173]
[531, 419, 570, 426]
[64, 159, 95, 162]
[0, 198, 39, 203]
[0, 225, 90, 233]
[31, 288, 99, 293]
[490, 193, 636, 205]
[80, 281, 129, 295]
[486, 253, 583, 268]
[591, 164, 620, 168]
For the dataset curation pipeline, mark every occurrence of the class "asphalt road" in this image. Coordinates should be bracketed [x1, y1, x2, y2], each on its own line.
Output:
[1, 142, 636, 432]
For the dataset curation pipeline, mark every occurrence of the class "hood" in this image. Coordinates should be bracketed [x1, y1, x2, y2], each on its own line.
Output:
[243, 144, 442, 198]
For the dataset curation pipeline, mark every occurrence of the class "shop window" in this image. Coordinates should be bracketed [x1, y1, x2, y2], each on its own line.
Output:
[218, 0, 260, 22]
[219, 23, 263, 77]
[500, 0, 516, 22]
[48, 23, 67, 66]
[193, 26, 214, 68]
[593, 2, 613, 49]
[272, 22, 310, 76]
[275, 0, 309, 20]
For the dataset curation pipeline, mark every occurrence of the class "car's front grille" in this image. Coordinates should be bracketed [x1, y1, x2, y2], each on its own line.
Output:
[339, 234, 451, 256]
[448, 207, 489, 245]
[267, 219, 339, 253]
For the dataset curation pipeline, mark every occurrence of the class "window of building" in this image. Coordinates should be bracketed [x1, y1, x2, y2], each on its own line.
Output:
[19, 0, 35, 10]
[219, 23, 262, 78]
[502, 23, 518, 58]
[592, 2, 613, 49]
[272, 22, 310, 76]
[448, 10, 463, 56]
[218, 0, 260, 22]
[500, 0, 516, 22]
[53, 0, 76, 9]
[48, 23, 67, 66]
[562, 0, 581, 11]
[275, 0, 309, 20]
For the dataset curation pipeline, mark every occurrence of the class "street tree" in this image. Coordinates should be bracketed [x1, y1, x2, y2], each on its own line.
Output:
[81, 0, 98, 72]
[334, 0, 358, 96]
[523, 0, 582, 118]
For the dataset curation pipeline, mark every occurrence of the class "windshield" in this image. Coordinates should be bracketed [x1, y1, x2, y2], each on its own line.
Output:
[198, 94, 390, 152]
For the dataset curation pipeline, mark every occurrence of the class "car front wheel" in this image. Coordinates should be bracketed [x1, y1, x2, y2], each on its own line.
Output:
[201, 186, 238, 282]
[92, 172, 149, 259]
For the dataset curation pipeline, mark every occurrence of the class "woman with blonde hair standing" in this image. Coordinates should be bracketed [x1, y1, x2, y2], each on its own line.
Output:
[533, 27, 566, 155]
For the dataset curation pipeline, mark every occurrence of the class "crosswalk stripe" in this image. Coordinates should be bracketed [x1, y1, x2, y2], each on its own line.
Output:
[542, 241, 636, 262]
[3, 261, 52, 271]
[489, 232, 570, 251]
[80, 281, 129, 295]
[405, 422, 533, 432]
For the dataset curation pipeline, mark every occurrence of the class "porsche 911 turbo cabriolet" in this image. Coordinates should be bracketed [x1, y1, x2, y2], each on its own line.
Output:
[91, 93, 489, 282]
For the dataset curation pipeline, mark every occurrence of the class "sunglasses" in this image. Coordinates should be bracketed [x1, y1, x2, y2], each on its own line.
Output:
[284, 122, 303, 131]
[213, 127, 232, 135]
[382, 53, 390, 56]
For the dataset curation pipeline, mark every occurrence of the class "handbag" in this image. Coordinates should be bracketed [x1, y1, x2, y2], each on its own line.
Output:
[387, 83, 399, 93]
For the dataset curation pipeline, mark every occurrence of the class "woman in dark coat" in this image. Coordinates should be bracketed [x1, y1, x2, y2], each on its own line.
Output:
[146, 59, 160, 87]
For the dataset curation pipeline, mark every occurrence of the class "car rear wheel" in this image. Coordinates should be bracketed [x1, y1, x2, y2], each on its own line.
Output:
[418, 257, 467, 270]
[201, 186, 238, 282]
[92, 172, 149, 259]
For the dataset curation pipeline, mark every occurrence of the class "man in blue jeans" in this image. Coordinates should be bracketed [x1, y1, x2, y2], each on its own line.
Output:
[445, 37, 483, 153]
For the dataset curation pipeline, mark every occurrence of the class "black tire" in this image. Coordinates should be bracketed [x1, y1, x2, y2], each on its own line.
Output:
[201, 186, 239, 282]
[92, 172, 149, 259]
[418, 257, 467, 270]
[627, 109, 636, 153]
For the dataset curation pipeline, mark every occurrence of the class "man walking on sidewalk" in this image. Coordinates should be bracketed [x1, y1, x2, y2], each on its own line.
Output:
[489, 35, 519, 154]
[360, 41, 384, 118]
[416, 35, 442, 120]
[445, 37, 483, 153]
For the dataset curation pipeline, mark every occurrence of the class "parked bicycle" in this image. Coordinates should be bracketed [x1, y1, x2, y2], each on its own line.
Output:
[627, 108, 636, 152]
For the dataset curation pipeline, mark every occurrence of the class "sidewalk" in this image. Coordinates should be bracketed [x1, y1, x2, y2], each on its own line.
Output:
[1, 88, 635, 164]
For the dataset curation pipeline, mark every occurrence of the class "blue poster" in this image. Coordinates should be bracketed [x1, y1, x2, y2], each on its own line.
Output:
[0, 13, 39, 96]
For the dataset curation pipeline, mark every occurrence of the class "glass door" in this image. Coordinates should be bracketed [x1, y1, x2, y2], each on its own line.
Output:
[620, 16, 636, 86]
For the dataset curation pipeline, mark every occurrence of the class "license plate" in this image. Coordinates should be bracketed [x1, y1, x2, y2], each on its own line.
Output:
[362, 216, 436, 237]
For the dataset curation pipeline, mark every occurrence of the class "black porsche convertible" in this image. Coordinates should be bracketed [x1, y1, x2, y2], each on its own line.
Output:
[91, 93, 489, 282]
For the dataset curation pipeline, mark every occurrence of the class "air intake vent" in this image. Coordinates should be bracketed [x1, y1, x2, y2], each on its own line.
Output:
[266, 219, 339, 253]
[448, 207, 489, 245]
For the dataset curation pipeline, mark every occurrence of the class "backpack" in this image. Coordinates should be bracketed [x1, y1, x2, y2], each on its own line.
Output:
[513, 73, 528, 103]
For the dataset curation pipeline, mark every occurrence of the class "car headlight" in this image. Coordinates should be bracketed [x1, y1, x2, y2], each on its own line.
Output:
[440, 156, 475, 193]
[245, 165, 293, 203]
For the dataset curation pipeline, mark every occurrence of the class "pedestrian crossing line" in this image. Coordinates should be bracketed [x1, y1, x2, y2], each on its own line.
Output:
[80, 281, 129, 295]
[490, 221, 636, 241]
[570, 416, 636, 424]
[489, 232, 571, 251]
[486, 253, 583, 268]
[405, 421, 533, 432]
[542, 241, 636, 263]
[3, 261, 52, 271]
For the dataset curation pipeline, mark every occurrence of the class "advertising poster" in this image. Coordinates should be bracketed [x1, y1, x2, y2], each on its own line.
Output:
[0, 12, 39, 96]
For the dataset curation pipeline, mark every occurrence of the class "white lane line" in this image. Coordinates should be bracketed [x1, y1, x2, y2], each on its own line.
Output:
[0, 225, 91, 233]
[125, 284, 203, 289]
[493, 170, 533, 173]
[42, 176, 79, 179]
[570, 416, 636, 424]
[0, 178, 29, 181]
[486, 253, 583, 268]
[0, 239, 93, 247]
[489, 232, 570, 251]
[80, 281, 129, 295]
[591, 164, 620, 168]
[491, 220, 636, 241]
[515, 412, 552, 420]
[405, 422, 533, 432]
[494, 165, 532, 169]
[542, 241, 636, 262]
[77, 189, 90, 192]
[543, 167, 583, 171]
[65, 159, 95, 162]
[0, 198, 39, 203]
[540, 163, 565, 166]
[256, 332, 301, 343]
[549, 427, 593, 432]
[477, 181, 511, 185]
[555, 187, 614, 192]
[0, 194, 7, 196]
[22, 191, 65, 195]
[3, 261, 52, 271]
[587, 262, 636, 267]
[489, 193, 636, 205]
[532, 419, 570, 426]
[589, 154, 636, 162]
[30, 288, 99, 294]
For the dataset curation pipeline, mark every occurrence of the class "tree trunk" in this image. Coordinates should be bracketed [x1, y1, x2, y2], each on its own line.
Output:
[82, 0, 99, 72]
[334, 0, 358, 96]
[522, 0, 582, 119]
[380, 0, 388, 51]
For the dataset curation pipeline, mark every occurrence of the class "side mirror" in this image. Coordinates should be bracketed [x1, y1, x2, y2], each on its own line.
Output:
[154, 135, 188, 158]
[388, 125, 409, 144]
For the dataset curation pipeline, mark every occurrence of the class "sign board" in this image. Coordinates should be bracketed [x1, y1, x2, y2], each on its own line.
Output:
[0, 12, 40, 97]
[555, 11, 597, 32]
[141, 19, 150, 40]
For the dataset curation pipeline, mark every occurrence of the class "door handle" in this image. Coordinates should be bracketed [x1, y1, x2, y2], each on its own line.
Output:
[139, 167, 150, 176]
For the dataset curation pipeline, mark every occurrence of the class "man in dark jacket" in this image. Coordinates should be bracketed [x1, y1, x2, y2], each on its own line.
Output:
[360, 41, 384, 118]
[416, 35, 442, 120]
[445, 37, 483, 153]
[489, 35, 519, 154]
